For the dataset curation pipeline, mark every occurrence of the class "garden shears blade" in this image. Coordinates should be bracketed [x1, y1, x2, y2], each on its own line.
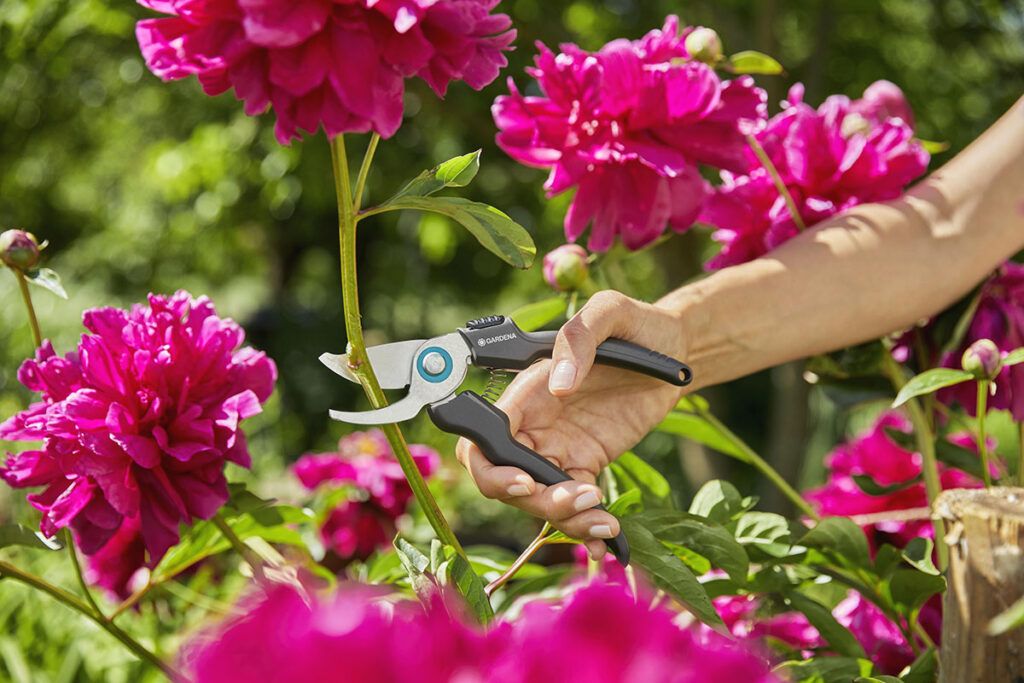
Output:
[321, 314, 695, 566]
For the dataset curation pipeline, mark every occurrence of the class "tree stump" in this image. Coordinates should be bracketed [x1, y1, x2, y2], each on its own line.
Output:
[937, 487, 1024, 682]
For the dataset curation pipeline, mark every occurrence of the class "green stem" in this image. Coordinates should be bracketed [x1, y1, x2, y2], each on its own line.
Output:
[352, 133, 380, 215]
[692, 401, 819, 520]
[882, 354, 948, 570]
[212, 512, 264, 578]
[485, 523, 551, 596]
[746, 133, 806, 232]
[329, 134, 465, 561]
[977, 381, 992, 487]
[13, 269, 42, 348]
[0, 561, 178, 679]
[63, 529, 103, 617]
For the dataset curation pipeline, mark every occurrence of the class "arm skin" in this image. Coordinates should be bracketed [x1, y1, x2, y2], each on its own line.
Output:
[456, 96, 1024, 559]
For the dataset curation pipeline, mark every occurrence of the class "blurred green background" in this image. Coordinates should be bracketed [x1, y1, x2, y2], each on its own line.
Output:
[1, 0, 1023, 679]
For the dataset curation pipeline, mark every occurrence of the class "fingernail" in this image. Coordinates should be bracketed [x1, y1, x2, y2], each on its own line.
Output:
[549, 361, 576, 392]
[507, 484, 530, 497]
[589, 524, 613, 539]
[574, 490, 601, 511]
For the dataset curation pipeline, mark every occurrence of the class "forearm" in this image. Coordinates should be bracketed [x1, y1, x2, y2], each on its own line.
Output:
[661, 97, 1024, 390]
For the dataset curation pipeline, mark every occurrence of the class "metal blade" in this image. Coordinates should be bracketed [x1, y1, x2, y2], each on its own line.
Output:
[319, 339, 426, 389]
[328, 392, 428, 425]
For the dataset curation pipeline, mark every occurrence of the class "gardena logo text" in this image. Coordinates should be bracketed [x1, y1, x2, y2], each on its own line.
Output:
[476, 333, 516, 347]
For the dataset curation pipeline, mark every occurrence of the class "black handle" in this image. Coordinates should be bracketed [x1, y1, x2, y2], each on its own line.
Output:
[458, 316, 691, 386]
[427, 391, 630, 566]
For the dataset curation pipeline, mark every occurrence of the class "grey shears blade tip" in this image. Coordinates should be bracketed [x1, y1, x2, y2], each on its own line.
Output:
[319, 352, 359, 383]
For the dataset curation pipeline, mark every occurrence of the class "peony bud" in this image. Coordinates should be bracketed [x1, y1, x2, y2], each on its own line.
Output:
[0, 229, 41, 271]
[543, 244, 589, 292]
[684, 27, 723, 65]
[961, 339, 1001, 381]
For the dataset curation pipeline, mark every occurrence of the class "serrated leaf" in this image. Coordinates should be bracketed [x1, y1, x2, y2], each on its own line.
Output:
[0, 523, 63, 551]
[509, 297, 566, 332]
[689, 480, 745, 523]
[635, 511, 748, 583]
[901, 537, 939, 576]
[800, 517, 872, 569]
[24, 267, 67, 299]
[620, 517, 722, 626]
[899, 647, 936, 683]
[788, 591, 867, 659]
[383, 150, 481, 203]
[1002, 347, 1024, 367]
[380, 196, 535, 268]
[656, 411, 747, 461]
[852, 473, 920, 497]
[728, 50, 784, 74]
[892, 368, 973, 407]
[988, 594, 1024, 635]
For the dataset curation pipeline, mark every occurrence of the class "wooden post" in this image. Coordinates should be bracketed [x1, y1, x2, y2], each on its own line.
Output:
[937, 487, 1024, 682]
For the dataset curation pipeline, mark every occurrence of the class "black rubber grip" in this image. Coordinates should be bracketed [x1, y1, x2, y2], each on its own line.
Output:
[427, 391, 630, 566]
[458, 318, 691, 386]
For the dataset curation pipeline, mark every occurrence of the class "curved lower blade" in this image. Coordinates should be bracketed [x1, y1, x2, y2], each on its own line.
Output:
[328, 393, 427, 425]
[319, 339, 426, 389]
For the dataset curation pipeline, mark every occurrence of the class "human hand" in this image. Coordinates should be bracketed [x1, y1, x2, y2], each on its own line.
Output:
[455, 291, 688, 560]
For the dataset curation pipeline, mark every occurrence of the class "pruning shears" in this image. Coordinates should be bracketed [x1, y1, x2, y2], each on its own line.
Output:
[320, 314, 693, 566]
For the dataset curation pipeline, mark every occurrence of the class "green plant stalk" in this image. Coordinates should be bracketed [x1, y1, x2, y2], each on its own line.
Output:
[881, 354, 948, 569]
[212, 512, 265, 578]
[330, 134, 465, 561]
[13, 269, 42, 348]
[976, 381, 993, 487]
[692, 401, 820, 520]
[0, 560, 178, 679]
[63, 529, 103, 617]
[745, 133, 806, 232]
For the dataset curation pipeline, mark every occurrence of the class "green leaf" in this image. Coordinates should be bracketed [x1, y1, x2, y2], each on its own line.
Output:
[800, 517, 872, 569]
[1002, 347, 1024, 367]
[24, 267, 68, 299]
[914, 138, 950, 154]
[689, 480, 745, 523]
[635, 511, 748, 583]
[508, 297, 567, 332]
[606, 488, 644, 517]
[787, 592, 866, 659]
[0, 523, 63, 551]
[223, 482, 275, 515]
[856, 677, 904, 683]
[775, 657, 874, 683]
[620, 517, 722, 626]
[435, 544, 494, 624]
[383, 150, 481, 202]
[379, 196, 535, 269]
[901, 537, 939, 576]
[892, 368, 973, 407]
[886, 569, 945, 613]
[728, 50, 784, 75]
[364, 550, 404, 584]
[731, 512, 795, 558]
[885, 427, 987, 480]
[852, 473, 920, 497]
[608, 451, 672, 505]
[674, 394, 710, 413]
[899, 647, 937, 683]
[988, 594, 1024, 635]
[394, 536, 438, 603]
[873, 544, 903, 578]
[656, 411, 747, 461]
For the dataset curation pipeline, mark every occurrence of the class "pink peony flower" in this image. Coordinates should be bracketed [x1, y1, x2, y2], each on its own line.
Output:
[83, 515, 148, 600]
[804, 412, 981, 548]
[293, 429, 439, 561]
[182, 580, 782, 683]
[938, 262, 1024, 419]
[493, 16, 766, 252]
[834, 591, 940, 675]
[707, 593, 823, 653]
[136, 0, 516, 144]
[0, 291, 276, 564]
[702, 81, 928, 269]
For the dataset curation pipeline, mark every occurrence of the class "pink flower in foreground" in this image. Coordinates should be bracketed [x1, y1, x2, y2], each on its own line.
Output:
[293, 429, 439, 561]
[136, 0, 516, 144]
[938, 262, 1024, 419]
[182, 581, 781, 683]
[702, 81, 928, 269]
[0, 291, 276, 564]
[804, 412, 981, 548]
[493, 16, 766, 251]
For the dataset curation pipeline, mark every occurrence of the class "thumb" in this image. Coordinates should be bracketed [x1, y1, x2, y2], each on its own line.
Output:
[548, 290, 637, 396]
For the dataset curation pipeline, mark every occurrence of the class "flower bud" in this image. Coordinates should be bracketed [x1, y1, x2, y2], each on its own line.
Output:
[543, 244, 589, 292]
[685, 27, 723, 65]
[0, 230, 40, 271]
[961, 339, 1001, 381]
